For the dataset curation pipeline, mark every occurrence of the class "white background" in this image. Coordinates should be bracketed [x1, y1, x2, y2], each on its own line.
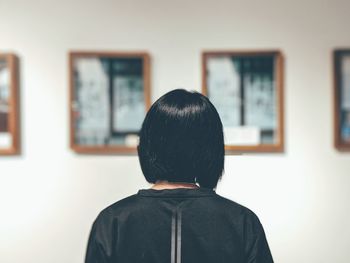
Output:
[1, 0, 350, 262]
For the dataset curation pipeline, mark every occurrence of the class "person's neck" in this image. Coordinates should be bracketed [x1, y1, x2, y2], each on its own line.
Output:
[151, 180, 199, 190]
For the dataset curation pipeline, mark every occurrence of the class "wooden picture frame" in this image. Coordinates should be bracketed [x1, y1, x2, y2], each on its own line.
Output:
[0, 53, 20, 155]
[334, 49, 350, 151]
[202, 50, 284, 153]
[69, 51, 151, 154]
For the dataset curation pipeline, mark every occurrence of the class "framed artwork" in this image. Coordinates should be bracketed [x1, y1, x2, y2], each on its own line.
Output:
[0, 53, 20, 155]
[69, 51, 151, 154]
[334, 49, 350, 151]
[202, 50, 284, 153]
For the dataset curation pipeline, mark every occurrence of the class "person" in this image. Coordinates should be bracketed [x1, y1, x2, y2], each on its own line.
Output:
[85, 89, 274, 263]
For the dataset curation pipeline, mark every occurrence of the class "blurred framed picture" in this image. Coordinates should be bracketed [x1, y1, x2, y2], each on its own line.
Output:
[334, 49, 350, 151]
[202, 50, 284, 153]
[69, 51, 151, 154]
[0, 53, 20, 155]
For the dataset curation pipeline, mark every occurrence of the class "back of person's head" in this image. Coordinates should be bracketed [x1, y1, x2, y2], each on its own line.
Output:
[137, 89, 224, 189]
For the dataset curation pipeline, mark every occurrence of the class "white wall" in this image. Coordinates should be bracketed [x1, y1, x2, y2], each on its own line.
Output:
[0, 0, 350, 262]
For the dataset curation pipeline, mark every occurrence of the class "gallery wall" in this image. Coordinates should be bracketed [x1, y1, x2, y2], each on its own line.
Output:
[0, 0, 350, 262]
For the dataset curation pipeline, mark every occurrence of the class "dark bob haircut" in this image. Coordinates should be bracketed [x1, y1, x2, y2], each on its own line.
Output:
[137, 89, 224, 189]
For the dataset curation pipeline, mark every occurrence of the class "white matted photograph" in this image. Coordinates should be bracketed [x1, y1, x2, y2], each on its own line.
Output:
[69, 52, 151, 154]
[334, 49, 350, 150]
[202, 51, 284, 153]
[0, 53, 19, 155]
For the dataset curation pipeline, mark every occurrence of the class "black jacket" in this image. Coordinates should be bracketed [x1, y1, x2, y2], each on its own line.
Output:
[85, 187, 273, 263]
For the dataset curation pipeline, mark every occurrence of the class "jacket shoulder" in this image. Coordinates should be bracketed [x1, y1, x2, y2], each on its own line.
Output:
[212, 193, 262, 221]
[97, 194, 142, 218]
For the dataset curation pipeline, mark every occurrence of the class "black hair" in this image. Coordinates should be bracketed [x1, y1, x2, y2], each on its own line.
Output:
[137, 89, 224, 189]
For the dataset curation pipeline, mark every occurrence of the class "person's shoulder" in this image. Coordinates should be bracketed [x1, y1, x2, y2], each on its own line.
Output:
[93, 193, 142, 223]
[101, 193, 141, 214]
[212, 196, 272, 261]
[212, 192, 262, 222]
